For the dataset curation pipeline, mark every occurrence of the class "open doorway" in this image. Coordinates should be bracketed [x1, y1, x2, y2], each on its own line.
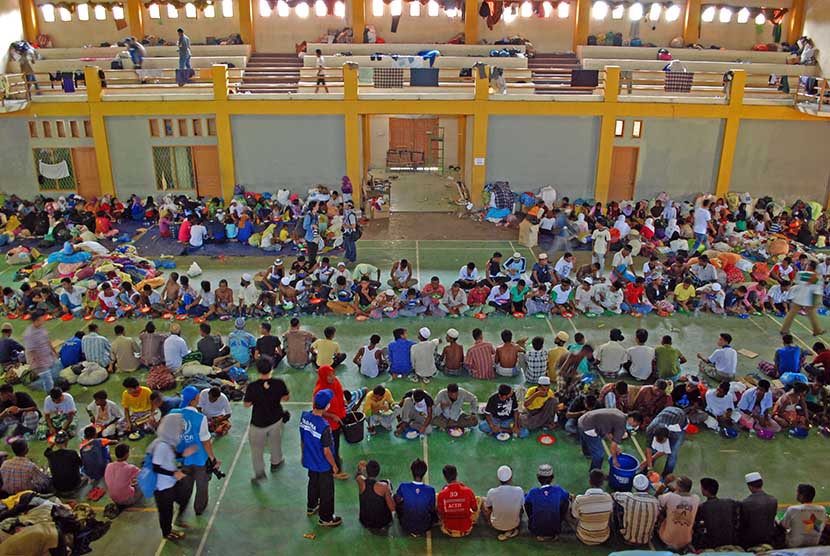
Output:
[366, 114, 464, 213]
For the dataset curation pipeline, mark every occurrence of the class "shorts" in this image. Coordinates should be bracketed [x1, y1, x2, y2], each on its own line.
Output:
[316, 77, 326, 86]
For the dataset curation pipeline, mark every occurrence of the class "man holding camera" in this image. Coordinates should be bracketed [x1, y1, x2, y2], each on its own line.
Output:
[245, 358, 291, 483]
[172, 386, 221, 521]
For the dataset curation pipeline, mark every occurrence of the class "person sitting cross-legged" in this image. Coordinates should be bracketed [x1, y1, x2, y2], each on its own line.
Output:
[363, 385, 397, 434]
[197, 387, 232, 436]
[105, 443, 144, 508]
[483, 465, 524, 541]
[433, 383, 478, 431]
[437, 464, 480, 538]
[355, 459, 396, 530]
[523, 376, 558, 431]
[44, 430, 86, 494]
[524, 464, 570, 541]
[1, 438, 51, 494]
[479, 384, 528, 439]
[394, 458, 437, 537]
[396, 389, 433, 436]
[572, 469, 614, 546]
[612, 473, 659, 546]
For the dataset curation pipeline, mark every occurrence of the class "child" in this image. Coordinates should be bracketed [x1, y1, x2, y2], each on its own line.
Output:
[80, 425, 113, 481]
[105, 443, 143, 507]
[647, 426, 672, 470]
[158, 211, 172, 238]
[224, 213, 238, 241]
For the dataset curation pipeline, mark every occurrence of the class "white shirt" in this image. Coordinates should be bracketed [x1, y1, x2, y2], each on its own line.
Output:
[189, 224, 208, 247]
[86, 399, 123, 424]
[767, 285, 791, 304]
[43, 393, 76, 415]
[458, 266, 479, 281]
[708, 346, 737, 377]
[487, 288, 510, 304]
[612, 251, 633, 271]
[705, 389, 735, 416]
[197, 389, 232, 418]
[651, 437, 671, 454]
[152, 441, 178, 491]
[790, 283, 821, 307]
[539, 216, 556, 231]
[627, 345, 655, 381]
[238, 283, 258, 305]
[693, 207, 711, 235]
[592, 229, 611, 255]
[411, 339, 440, 378]
[163, 334, 190, 370]
[484, 484, 525, 531]
[551, 285, 572, 304]
[597, 341, 628, 374]
[554, 257, 573, 279]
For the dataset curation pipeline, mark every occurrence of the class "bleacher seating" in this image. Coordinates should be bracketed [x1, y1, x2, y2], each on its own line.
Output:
[308, 43, 526, 57]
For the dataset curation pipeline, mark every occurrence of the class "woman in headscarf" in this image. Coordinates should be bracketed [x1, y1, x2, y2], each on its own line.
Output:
[574, 212, 590, 243]
[149, 413, 192, 541]
[312, 365, 348, 479]
[664, 217, 679, 243]
[641, 217, 655, 241]
[614, 214, 631, 240]
[236, 212, 254, 244]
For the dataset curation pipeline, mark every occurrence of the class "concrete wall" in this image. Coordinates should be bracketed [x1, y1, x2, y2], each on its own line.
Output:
[486, 115, 599, 200]
[143, 3, 241, 46]
[368, 114, 458, 169]
[589, 15, 682, 48]
[254, 13, 340, 52]
[731, 120, 830, 202]
[0, 0, 23, 70]
[804, 0, 830, 77]
[106, 115, 217, 199]
[614, 117, 723, 200]
[0, 117, 37, 196]
[699, 0, 791, 50]
[478, 13, 573, 52]
[231, 115, 345, 192]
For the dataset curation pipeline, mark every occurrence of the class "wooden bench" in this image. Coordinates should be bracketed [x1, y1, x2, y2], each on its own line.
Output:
[308, 42, 526, 57]
[303, 54, 528, 69]
[578, 45, 792, 64]
[19, 55, 248, 74]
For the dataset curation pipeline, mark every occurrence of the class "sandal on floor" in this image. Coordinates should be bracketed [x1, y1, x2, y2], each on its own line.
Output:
[165, 531, 185, 540]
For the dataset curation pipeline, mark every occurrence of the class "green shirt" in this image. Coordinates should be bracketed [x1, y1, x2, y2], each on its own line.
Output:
[655, 345, 682, 378]
[510, 285, 529, 302]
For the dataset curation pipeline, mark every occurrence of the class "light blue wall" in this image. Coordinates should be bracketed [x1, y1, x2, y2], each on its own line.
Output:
[486, 116, 600, 201]
[106, 115, 217, 199]
[731, 120, 830, 202]
[231, 115, 346, 193]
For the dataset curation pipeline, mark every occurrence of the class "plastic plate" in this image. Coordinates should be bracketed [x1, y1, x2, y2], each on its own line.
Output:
[61, 314, 74, 321]
[495, 432, 511, 442]
[448, 427, 464, 438]
[537, 434, 555, 446]
[404, 429, 420, 440]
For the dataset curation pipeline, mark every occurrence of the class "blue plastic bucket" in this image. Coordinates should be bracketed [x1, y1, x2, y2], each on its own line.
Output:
[608, 453, 640, 492]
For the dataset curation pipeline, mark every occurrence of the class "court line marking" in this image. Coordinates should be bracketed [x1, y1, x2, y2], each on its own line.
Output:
[415, 240, 422, 286]
[421, 434, 433, 556]
[765, 314, 813, 350]
[195, 422, 252, 556]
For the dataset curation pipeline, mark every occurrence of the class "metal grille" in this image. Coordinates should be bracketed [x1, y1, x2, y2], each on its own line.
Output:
[33, 148, 76, 191]
[152, 146, 195, 190]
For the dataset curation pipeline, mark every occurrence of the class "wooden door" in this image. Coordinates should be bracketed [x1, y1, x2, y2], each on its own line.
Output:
[192, 145, 222, 198]
[608, 146, 639, 201]
[71, 147, 100, 199]
[389, 117, 439, 164]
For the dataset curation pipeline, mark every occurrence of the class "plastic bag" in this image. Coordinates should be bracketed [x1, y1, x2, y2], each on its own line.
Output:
[187, 261, 202, 278]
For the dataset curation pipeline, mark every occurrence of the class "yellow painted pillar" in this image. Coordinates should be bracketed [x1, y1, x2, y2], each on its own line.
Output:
[343, 62, 358, 100]
[212, 65, 236, 200]
[469, 67, 489, 205]
[572, 0, 591, 53]
[83, 67, 115, 198]
[343, 62, 361, 205]
[238, 0, 256, 50]
[683, 0, 701, 45]
[19, 0, 38, 44]
[361, 114, 371, 183]
[126, 0, 144, 40]
[465, 0, 479, 45]
[593, 66, 620, 204]
[350, 0, 365, 43]
[457, 115, 466, 181]
[714, 70, 746, 197]
[787, 0, 806, 45]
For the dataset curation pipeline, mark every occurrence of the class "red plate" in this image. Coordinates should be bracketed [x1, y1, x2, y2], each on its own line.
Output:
[538, 434, 556, 446]
[310, 297, 324, 305]
[474, 312, 487, 320]
[6, 313, 17, 320]
[685, 424, 699, 435]
[83, 314, 94, 320]
[162, 312, 174, 320]
[139, 306, 151, 314]
[193, 316, 206, 324]
[43, 314, 53, 321]
[175, 314, 189, 321]
[105, 315, 117, 323]
[512, 311, 525, 319]
[355, 315, 368, 321]
[61, 314, 74, 321]
[561, 312, 574, 319]
[21, 314, 31, 321]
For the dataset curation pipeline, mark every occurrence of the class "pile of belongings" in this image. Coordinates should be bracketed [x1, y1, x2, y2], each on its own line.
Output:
[483, 181, 516, 222]
[0, 492, 111, 555]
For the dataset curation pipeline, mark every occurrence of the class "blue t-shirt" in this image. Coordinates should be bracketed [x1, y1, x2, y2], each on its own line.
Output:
[532, 263, 552, 283]
[388, 338, 416, 375]
[228, 330, 256, 366]
[776, 345, 801, 374]
[60, 337, 84, 368]
[524, 484, 570, 537]
[395, 482, 436, 534]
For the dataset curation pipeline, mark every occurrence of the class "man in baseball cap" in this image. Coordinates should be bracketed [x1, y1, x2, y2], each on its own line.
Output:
[300, 388, 342, 527]
[483, 465, 524, 541]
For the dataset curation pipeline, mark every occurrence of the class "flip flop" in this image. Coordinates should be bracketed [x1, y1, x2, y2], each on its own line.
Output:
[86, 487, 106, 501]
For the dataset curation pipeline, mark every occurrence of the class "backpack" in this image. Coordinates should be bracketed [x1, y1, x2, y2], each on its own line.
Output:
[80, 439, 111, 481]
[147, 364, 176, 390]
[111, 58, 123, 70]
[587, 35, 598, 46]
[137, 446, 158, 498]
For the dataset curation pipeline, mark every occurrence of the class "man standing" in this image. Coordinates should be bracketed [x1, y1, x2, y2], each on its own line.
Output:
[780, 261, 825, 337]
[300, 389, 342, 527]
[612, 474, 659, 546]
[578, 408, 642, 471]
[24, 310, 61, 392]
[176, 28, 191, 70]
[691, 198, 712, 252]
[483, 465, 524, 541]
[245, 358, 290, 482]
[739, 471, 778, 548]
[524, 464, 570, 541]
[342, 200, 358, 263]
[172, 386, 220, 520]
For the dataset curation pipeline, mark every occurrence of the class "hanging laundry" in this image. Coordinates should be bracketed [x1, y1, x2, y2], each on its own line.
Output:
[664, 72, 694, 93]
[374, 67, 404, 88]
[39, 160, 70, 180]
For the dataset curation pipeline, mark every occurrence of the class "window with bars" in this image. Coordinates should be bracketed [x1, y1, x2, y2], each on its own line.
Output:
[34, 148, 76, 191]
[152, 146, 195, 190]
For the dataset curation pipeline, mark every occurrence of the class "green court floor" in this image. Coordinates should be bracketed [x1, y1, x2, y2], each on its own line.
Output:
[5, 239, 830, 556]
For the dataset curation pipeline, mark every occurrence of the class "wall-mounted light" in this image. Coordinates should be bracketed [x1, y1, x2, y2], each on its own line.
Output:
[629, 2, 643, 20]
[736, 7, 749, 23]
[701, 6, 715, 22]
[648, 3, 661, 20]
[296, 1, 310, 18]
[427, 0, 439, 16]
[718, 7, 732, 23]
[557, 0, 569, 18]
[665, 3, 680, 21]
[390, 0, 402, 16]
[409, 1, 420, 15]
[277, 0, 290, 16]
[755, 12, 765, 25]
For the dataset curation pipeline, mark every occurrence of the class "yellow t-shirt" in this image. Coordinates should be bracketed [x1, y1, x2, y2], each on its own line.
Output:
[311, 339, 340, 367]
[546, 346, 568, 381]
[122, 386, 152, 413]
[524, 386, 555, 411]
[673, 284, 696, 302]
[363, 389, 394, 415]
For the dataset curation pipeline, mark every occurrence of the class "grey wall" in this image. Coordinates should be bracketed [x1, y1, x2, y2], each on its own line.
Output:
[0, 117, 37, 196]
[232, 115, 346, 193]
[486, 116, 600, 200]
[107, 115, 216, 199]
[731, 120, 830, 202]
[614, 118, 724, 200]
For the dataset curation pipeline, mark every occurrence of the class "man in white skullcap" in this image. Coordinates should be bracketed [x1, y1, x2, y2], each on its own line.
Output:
[411, 327, 441, 384]
[483, 465, 524, 541]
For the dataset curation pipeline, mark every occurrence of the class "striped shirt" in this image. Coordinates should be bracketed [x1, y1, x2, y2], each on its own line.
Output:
[0, 456, 49, 494]
[464, 341, 495, 380]
[612, 492, 659, 545]
[572, 488, 613, 545]
[646, 406, 688, 445]
[23, 324, 55, 372]
[82, 332, 112, 367]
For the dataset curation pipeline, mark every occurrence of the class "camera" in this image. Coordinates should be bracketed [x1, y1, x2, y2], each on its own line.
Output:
[207, 458, 226, 480]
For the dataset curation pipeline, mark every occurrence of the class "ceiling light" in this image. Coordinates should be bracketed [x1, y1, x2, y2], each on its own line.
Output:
[718, 6, 732, 23]
[701, 5, 715, 22]
[629, 2, 643, 20]
[593, 1, 609, 20]
[665, 3, 680, 21]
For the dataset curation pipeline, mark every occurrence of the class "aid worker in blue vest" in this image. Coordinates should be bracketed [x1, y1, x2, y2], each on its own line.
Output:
[301, 389, 342, 527]
[172, 385, 221, 521]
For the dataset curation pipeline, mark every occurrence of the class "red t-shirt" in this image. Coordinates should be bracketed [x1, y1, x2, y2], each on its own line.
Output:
[437, 482, 478, 533]
[624, 283, 644, 304]
[811, 350, 830, 383]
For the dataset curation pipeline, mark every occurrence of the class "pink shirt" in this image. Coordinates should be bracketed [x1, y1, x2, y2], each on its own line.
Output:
[104, 460, 140, 504]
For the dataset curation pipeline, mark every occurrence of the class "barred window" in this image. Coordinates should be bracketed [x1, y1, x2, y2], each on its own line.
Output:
[153, 146, 195, 190]
[34, 148, 76, 191]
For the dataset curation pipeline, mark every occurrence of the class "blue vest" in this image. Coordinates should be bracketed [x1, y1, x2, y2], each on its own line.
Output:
[299, 411, 331, 472]
[171, 408, 208, 466]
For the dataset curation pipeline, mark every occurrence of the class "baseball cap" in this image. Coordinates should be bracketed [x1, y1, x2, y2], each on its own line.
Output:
[555, 331, 569, 342]
[497, 465, 512, 482]
[314, 389, 334, 409]
[633, 474, 650, 491]
[180, 385, 199, 408]
[745, 472, 762, 483]
[582, 277, 593, 285]
[446, 328, 459, 339]
[538, 376, 551, 385]
[537, 464, 553, 477]
[419, 327, 431, 339]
